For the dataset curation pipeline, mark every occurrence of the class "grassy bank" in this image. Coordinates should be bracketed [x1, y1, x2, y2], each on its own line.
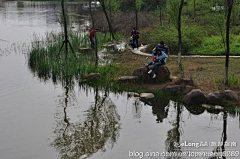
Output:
[112, 49, 240, 94]
[139, 0, 240, 56]
[141, 25, 240, 55]
[28, 32, 120, 88]
[28, 31, 240, 107]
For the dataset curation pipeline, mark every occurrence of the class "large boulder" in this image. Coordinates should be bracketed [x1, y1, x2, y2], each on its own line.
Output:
[132, 66, 170, 83]
[206, 90, 239, 106]
[183, 89, 206, 105]
[165, 84, 195, 95]
[132, 66, 150, 82]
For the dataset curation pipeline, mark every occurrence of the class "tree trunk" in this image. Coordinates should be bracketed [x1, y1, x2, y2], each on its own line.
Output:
[193, 0, 196, 21]
[135, 0, 138, 30]
[89, 0, 98, 68]
[178, 0, 184, 69]
[99, 0, 117, 50]
[159, 1, 162, 25]
[224, 0, 233, 85]
[221, 112, 227, 159]
[61, 0, 68, 56]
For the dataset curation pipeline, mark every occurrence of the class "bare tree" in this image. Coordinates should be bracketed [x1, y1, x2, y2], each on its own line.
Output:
[134, 0, 143, 30]
[177, 0, 184, 69]
[58, 0, 77, 59]
[159, 0, 164, 25]
[89, 0, 98, 68]
[193, 0, 196, 21]
[99, 0, 118, 50]
[224, 0, 234, 85]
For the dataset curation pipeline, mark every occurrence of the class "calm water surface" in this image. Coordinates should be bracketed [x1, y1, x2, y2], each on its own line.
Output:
[0, 1, 240, 159]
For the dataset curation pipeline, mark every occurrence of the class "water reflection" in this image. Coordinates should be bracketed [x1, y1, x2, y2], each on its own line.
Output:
[51, 82, 121, 159]
[209, 112, 227, 159]
[1, 1, 240, 159]
[166, 103, 183, 154]
[185, 104, 205, 115]
[140, 97, 170, 123]
[132, 99, 143, 119]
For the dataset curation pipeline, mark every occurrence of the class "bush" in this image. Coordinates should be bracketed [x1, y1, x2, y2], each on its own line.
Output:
[190, 35, 240, 55]
[141, 25, 206, 54]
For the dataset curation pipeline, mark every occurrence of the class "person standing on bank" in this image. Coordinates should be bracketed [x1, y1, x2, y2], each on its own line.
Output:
[147, 49, 168, 79]
[152, 41, 170, 60]
[89, 29, 98, 49]
[131, 27, 140, 49]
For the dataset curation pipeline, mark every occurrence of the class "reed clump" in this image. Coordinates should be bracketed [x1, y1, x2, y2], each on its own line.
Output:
[28, 32, 122, 90]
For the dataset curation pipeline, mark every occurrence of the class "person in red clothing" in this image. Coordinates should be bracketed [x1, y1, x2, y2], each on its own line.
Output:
[89, 29, 99, 49]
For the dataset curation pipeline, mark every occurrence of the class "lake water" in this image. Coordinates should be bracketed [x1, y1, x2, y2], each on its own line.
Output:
[0, 1, 240, 159]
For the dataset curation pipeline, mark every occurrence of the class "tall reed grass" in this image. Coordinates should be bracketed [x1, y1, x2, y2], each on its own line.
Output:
[28, 31, 122, 90]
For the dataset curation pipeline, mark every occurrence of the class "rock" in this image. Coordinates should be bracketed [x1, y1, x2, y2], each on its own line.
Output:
[202, 104, 224, 110]
[132, 66, 149, 82]
[206, 90, 239, 106]
[203, 104, 223, 114]
[119, 76, 139, 83]
[165, 85, 194, 95]
[183, 85, 195, 94]
[134, 93, 140, 97]
[185, 104, 206, 115]
[165, 85, 182, 94]
[84, 73, 101, 82]
[174, 78, 194, 86]
[140, 93, 155, 99]
[79, 47, 91, 53]
[183, 89, 206, 105]
[132, 66, 170, 83]
[155, 66, 171, 82]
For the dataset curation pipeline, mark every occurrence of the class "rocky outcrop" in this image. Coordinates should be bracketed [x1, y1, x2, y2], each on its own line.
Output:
[206, 90, 239, 106]
[183, 89, 206, 105]
[132, 66, 170, 83]
[165, 84, 195, 95]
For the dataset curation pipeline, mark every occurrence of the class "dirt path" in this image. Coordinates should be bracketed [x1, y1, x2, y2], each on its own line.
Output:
[131, 45, 240, 58]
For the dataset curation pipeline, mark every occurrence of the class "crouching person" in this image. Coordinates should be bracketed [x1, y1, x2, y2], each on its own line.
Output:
[147, 49, 168, 79]
[128, 39, 137, 49]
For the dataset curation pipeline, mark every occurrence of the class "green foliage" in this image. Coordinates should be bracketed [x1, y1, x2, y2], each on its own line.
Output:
[135, 0, 144, 11]
[141, 24, 207, 54]
[167, 0, 179, 28]
[139, 0, 240, 55]
[190, 35, 240, 55]
[28, 32, 120, 89]
[105, 0, 122, 13]
[213, 74, 240, 88]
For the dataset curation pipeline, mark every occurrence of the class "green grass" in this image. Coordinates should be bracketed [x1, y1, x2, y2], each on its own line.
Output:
[28, 31, 139, 93]
[212, 74, 240, 89]
[28, 32, 120, 88]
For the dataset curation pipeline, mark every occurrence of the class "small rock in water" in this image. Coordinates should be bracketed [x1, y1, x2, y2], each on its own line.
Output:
[134, 93, 140, 97]
[140, 93, 154, 99]
[202, 104, 224, 110]
[214, 105, 224, 110]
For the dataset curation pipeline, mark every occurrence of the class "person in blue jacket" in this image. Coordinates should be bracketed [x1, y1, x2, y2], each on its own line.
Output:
[152, 41, 170, 60]
[146, 49, 168, 78]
